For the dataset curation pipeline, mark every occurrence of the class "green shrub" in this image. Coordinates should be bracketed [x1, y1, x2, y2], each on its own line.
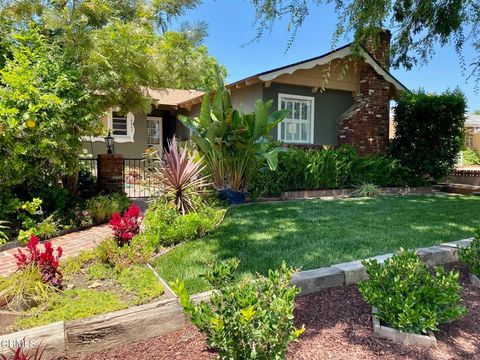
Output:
[462, 147, 480, 165]
[117, 266, 164, 304]
[142, 200, 225, 248]
[85, 192, 131, 223]
[459, 237, 480, 277]
[172, 259, 304, 360]
[390, 89, 466, 180]
[249, 145, 414, 197]
[96, 236, 153, 270]
[358, 249, 466, 334]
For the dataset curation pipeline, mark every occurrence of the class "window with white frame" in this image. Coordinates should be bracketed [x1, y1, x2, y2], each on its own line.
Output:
[112, 112, 128, 136]
[278, 94, 314, 144]
[147, 117, 162, 146]
[466, 134, 474, 148]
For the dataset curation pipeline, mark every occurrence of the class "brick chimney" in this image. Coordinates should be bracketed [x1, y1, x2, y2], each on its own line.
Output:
[337, 29, 392, 155]
[363, 29, 391, 69]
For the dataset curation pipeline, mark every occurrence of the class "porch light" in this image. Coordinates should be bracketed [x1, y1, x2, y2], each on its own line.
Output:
[105, 129, 114, 154]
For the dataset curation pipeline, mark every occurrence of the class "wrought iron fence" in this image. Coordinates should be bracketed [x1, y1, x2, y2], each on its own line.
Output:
[123, 157, 161, 198]
[78, 157, 98, 196]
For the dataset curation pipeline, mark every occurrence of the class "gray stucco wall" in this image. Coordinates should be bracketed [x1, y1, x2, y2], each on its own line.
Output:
[82, 111, 149, 158]
[231, 83, 264, 113]
[263, 83, 354, 145]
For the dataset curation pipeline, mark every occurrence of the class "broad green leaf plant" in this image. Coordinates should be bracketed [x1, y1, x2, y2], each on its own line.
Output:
[180, 70, 290, 192]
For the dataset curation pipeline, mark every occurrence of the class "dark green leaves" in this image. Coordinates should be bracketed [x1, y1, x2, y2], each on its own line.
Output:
[358, 249, 467, 334]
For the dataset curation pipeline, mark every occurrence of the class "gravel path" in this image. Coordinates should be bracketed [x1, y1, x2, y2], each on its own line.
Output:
[78, 263, 480, 360]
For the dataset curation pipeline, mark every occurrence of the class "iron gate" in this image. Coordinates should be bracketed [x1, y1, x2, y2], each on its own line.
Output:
[123, 157, 161, 198]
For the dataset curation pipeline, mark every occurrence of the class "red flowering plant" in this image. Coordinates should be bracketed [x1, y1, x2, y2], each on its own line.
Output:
[13, 235, 63, 287]
[109, 203, 142, 247]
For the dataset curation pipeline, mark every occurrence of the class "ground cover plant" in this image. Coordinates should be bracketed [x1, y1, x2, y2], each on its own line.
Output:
[459, 235, 480, 277]
[172, 259, 304, 359]
[154, 195, 480, 293]
[249, 145, 418, 197]
[358, 249, 466, 334]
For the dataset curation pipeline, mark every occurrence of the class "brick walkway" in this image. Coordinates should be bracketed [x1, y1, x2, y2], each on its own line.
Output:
[0, 224, 111, 277]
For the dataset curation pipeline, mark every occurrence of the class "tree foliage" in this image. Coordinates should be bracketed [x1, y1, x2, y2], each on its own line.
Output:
[0, 0, 222, 215]
[250, 0, 480, 79]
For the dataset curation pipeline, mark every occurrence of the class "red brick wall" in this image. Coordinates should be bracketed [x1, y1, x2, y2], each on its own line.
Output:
[337, 65, 390, 155]
[98, 154, 124, 193]
[337, 29, 392, 155]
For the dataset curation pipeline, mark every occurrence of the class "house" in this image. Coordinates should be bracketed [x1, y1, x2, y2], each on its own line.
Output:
[82, 89, 204, 158]
[464, 113, 480, 153]
[83, 30, 407, 157]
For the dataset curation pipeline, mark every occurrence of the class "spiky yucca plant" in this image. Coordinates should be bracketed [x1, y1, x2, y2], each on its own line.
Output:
[155, 137, 210, 215]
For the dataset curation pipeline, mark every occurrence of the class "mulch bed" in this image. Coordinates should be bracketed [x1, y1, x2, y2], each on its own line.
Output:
[77, 263, 480, 360]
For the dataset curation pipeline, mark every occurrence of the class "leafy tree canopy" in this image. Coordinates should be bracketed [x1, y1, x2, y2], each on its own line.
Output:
[250, 0, 479, 79]
[0, 0, 223, 199]
[0, 0, 222, 112]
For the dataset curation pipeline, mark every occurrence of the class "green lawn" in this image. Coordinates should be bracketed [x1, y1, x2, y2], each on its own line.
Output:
[153, 195, 480, 293]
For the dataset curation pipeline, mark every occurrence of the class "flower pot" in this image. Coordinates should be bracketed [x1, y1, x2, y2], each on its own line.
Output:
[217, 189, 233, 201]
[216, 189, 247, 204]
[229, 191, 247, 205]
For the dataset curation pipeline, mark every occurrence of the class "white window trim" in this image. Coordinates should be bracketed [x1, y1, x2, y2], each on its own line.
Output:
[277, 93, 315, 144]
[146, 116, 163, 148]
[82, 110, 135, 143]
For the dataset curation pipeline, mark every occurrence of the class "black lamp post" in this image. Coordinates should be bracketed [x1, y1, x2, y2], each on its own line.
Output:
[104, 130, 114, 154]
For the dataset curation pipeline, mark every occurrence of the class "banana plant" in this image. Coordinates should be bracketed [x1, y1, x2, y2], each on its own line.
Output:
[179, 70, 290, 192]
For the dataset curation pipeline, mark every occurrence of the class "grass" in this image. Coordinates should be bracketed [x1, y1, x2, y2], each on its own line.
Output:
[16, 289, 128, 329]
[153, 195, 480, 293]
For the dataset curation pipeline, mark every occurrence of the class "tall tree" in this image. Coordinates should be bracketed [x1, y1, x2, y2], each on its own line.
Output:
[0, 0, 222, 203]
[250, 0, 479, 79]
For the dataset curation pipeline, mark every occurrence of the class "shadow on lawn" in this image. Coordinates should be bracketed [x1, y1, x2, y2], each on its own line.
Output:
[206, 196, 480, 280]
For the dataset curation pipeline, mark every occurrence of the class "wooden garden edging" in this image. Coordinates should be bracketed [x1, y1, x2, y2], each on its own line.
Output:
[0, 237, 473, 358]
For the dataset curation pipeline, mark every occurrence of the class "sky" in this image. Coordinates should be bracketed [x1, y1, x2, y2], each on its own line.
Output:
[174, 0, 479, 112]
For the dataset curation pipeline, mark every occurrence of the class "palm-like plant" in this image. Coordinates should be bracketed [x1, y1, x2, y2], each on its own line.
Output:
[180, 68, 290, 193]
[154, 137, 209, 215]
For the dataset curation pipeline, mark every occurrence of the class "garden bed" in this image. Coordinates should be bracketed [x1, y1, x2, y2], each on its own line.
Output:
[74, 263, 479, 360]
[0, 251, 169, 336]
